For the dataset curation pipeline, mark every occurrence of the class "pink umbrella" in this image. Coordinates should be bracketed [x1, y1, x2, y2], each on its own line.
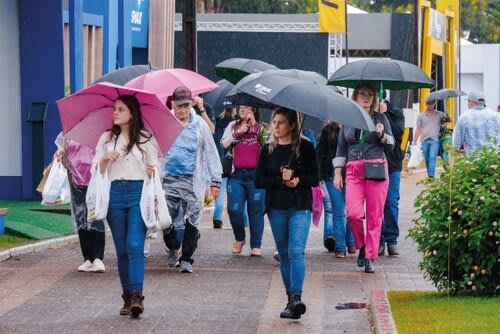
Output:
[56, 82, 184, 156]
[125, 68, 219, 103]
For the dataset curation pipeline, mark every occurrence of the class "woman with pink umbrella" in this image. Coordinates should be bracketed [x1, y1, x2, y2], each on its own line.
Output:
[92, 95, 159, 318]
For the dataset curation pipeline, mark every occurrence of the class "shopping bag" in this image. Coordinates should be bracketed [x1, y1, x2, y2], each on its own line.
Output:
[86, 167, 110, 222]
[140, 169, 172, 231]
[408, 144, 423, 169]
[36, 162, 53, 193]
[42, 160, 70, 205]
[311, 184, 324, 227]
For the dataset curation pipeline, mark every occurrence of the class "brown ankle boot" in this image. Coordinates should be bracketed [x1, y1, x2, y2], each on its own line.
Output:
[120, 293, 132, 315]
[130, 293, 145, 318]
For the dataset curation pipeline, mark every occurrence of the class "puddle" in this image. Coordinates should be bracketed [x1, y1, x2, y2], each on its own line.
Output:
[335, 302, 367, 310]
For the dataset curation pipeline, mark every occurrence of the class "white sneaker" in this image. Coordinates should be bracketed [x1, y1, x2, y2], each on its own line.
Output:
[92, 259, 105, 273]
[78, 260, 93, 272]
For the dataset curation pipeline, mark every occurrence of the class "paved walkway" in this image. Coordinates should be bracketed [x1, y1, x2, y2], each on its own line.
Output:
[0, 171, 434, 334]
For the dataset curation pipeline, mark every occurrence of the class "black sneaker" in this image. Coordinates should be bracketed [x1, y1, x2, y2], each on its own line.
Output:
[213, 220, 223, 229]
[323, 237, 336, 252]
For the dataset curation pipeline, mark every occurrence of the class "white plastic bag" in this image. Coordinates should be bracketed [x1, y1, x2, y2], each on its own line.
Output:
[42, 160, 70, 205]
[86, 168, 110, 222]
[140, 169, 172, 231]
[408, 144, 423, 169]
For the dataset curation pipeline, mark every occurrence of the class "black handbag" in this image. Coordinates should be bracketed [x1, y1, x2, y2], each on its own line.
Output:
[363, 162, 386, 181]
[221, 151, 233, 178]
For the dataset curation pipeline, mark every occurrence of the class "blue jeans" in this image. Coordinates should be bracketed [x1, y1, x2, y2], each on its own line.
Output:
[107, 180, 147, 293]
[269, 209, 311, 295]
[227, 169, 265, 248]
[213, 177, 227, 222]
[380, 171, 401, 246]
[213, 178, 249, 226]
[324, 180, 354, 251]
[421, 139, 440, 177]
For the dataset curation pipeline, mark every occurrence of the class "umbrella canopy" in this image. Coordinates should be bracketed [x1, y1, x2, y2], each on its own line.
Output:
[229, 69, 341, 94]
[227, 76, 375, 131]
[215, 58, 279, 84]
[327, 58, 434, 92]
[425, 88, 466, 102]
[56, 82, 184, 156]
[125, 68, 219, 103]
[92, 64, 160, 85]
[203, 79, 238, 112]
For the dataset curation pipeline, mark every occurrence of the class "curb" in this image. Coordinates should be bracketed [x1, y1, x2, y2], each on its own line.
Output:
[0, 234, 79, 262]
[370, 290, 398, 334]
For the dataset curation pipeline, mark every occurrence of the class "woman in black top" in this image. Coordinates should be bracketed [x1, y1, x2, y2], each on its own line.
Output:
[255, 107, 319, 320]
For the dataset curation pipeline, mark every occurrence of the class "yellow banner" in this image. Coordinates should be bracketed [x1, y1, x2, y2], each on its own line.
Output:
[318, 0, 346, 33]
[436, 0, 459, 28]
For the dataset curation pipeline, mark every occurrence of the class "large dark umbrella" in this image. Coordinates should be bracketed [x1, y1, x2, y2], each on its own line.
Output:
[203, 79, 237, 112]
[226, 76, 375, 131]
[92, 64, 159, 85]
[328, 58, 434, 98]
[425, 88, 466, 102]
[215, 58, 279, 84]
[229, 69, 342, 94]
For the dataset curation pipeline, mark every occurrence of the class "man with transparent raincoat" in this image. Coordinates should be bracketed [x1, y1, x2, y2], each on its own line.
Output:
[162, 86, 222, 273]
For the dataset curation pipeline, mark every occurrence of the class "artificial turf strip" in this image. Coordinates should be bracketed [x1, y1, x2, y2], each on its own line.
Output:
[387, 291, 500, 333]
[0, 200, 73, 240]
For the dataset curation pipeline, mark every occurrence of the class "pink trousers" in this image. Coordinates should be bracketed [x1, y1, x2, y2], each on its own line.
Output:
[345, 159, 389, 260]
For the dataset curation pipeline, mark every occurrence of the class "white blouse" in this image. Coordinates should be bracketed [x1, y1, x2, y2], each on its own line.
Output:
[92, 130, 159, 182]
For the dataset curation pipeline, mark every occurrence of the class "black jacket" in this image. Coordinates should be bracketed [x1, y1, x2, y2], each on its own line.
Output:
[255, 140, 320, 213]
[383, 101, 405, 173]
[317, 126, 338, 180]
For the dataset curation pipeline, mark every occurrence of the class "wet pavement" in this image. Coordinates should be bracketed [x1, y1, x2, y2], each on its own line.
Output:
[0, 171, 434, 334]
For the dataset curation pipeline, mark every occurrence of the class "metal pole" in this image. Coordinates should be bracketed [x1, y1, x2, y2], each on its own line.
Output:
[183, 0, 197, 71]
[345, 3, 349, 98]
[413, 0, 419, 104]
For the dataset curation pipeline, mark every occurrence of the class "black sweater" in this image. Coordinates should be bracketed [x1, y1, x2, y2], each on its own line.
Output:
[255, 140, 320, 213]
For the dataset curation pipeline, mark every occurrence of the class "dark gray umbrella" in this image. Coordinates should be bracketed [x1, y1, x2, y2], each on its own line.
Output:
[226, 76, 375, 131]
[229, 69, 342, 94]
[215, 58, 279, 84]
[203, 79, 237, 112]
[92, 64, 159, 86]
[327, 58, 434, 97]
[425, 88, 466, 102]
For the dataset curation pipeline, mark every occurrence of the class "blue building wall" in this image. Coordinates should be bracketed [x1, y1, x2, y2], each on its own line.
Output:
[18, 0, 65, 199]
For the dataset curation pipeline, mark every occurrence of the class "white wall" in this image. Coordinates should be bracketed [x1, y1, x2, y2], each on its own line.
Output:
[459, 44, 500, 115]
[0, 0, 22, 176]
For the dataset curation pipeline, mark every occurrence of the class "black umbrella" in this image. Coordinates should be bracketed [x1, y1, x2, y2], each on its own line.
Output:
[203, 79, 237, 112]
[92, 64, 160, 86]
[229, 68, 342, 94]
[425, 88, 466, 102]
[327, 58, 434, 98]
[226, 76, 375, 131]
[215, 58, 279, 84]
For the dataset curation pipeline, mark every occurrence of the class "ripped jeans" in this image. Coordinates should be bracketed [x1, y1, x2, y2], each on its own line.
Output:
[227, 168, 265, 248]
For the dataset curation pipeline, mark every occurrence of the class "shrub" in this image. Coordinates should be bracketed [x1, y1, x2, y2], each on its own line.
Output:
[408, 145, 499, 296]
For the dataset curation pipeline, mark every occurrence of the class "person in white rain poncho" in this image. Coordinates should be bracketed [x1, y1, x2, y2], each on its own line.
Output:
[162, 86, 222, 274]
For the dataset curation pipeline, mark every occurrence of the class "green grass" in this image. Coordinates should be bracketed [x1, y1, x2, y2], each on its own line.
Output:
[0, 200, 73, 241]
[0, 234, 35, 251]
[388, 291, 500, 333]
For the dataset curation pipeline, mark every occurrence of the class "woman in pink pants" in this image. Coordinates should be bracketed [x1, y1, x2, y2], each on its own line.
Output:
[332, 84, 394, 273]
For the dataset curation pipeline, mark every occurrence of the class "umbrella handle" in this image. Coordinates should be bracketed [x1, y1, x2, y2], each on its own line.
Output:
[379, 82, 384, 101]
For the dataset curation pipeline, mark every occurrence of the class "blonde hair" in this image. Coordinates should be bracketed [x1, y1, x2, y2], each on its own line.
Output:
[352, 84, 379, 112]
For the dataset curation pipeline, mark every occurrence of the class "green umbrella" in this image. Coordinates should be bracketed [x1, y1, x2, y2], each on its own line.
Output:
[327, 58, 434, 99]
[215, 58, 278, 84]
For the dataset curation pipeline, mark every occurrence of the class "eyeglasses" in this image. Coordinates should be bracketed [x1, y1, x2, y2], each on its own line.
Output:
[358, 92, 375, 98]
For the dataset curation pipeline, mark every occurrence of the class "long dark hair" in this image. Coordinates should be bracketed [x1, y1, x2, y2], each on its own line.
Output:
[268, 107, 303, 159]
[106, 94, 152, 155]
[323, 121, 340, 145]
